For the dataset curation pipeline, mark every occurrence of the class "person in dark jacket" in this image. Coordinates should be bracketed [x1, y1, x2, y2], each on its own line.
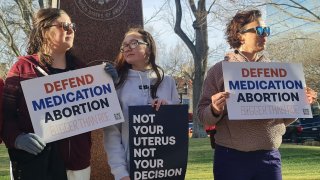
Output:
[0, 78, 3, 144]
[2, 8, 91, 180]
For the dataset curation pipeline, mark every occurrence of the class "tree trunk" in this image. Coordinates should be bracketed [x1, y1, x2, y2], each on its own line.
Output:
[192, 55, 207, 138]
[174, 0, 209, 138]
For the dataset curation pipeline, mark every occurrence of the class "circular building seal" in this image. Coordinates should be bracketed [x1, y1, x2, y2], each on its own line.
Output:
[74, 0, 128, 21]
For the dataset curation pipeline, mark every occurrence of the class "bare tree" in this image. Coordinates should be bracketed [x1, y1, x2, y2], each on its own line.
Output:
[262, 0, 320, 23]
[268, 32, 320, 92]
[265, 0, 320, 92]
[159, 40, 224, 84]
[144, 0, 169, 25]
[160, 42, 193, 78]
[0, 0, 48, 76]
[173, 0, 215, 137]
[152, 0, 240, 137]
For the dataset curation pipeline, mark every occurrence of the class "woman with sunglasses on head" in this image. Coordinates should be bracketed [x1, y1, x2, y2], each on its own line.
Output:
[2, 8, 91, 180]
[197, 9, 317, 180]
[103, 28, 180, 180]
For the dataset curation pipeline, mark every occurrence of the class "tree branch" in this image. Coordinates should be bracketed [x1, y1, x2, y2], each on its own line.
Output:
[259, 1, 320, 21]
[144, 0, 169, 25]
[188, 0, 197, 17]
[289, 0, 320, 20]
[0, 13, 20, 56]
[258, 2, 299, 9]
[14, 0, 33, 35]
[207, 0, 217, 14]
[39, 0, 44, 8]
[174, 0, 196, 56]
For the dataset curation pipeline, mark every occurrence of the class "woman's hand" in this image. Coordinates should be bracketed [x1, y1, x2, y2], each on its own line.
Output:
[104, 62, 118, 82]
[120, 176, 130, 180]
[151, 98, 168, 111]
[15, 133, 46, 155]
[211, 92, 230, 115]
[305, 87, 317, 104]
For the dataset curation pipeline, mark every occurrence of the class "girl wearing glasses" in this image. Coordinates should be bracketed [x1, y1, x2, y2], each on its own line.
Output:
[197, 9, 317, 180]
[2, 8, 91, 180]
[103, 28, 180, 180]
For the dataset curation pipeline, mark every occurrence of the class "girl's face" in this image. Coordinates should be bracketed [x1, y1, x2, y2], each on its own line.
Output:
[121, 32, 150, 71]
[239, 20, 268, 53]
[45, 13, 75, 54]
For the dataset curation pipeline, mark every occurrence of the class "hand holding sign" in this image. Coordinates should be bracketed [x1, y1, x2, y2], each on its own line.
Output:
[15, 133, 46, 155]
[21, 64, 124, 143]
[222, 62, 313, 119]
[151, 99, 168, 111]
[104, 62, 118, 82]
[129, 105, 188, 180]
[211, 92, 230, 115]
[305, 87, 317, 104]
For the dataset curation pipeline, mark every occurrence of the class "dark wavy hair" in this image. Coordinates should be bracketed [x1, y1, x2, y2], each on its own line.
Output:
[226, 9, 262, 49]
[115, 27, 164, 99]
[27, 8, 68, 66]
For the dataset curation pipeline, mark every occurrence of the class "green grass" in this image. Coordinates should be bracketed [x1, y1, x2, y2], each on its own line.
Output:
[186, 138, 213, 179]
[280, 144, 320, 180]
[184, 138, 320, 180]
[0, 143, 10, 180]
[1, 139, 320, 180]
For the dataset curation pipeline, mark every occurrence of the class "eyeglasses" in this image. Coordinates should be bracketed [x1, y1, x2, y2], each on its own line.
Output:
[240, 26, 270, 37]
[120, 39, 148, 53]
[46, 22, 76, 32]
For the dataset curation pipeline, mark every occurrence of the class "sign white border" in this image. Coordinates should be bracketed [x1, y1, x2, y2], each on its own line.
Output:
[21, 64, 124, 142]
[223, 62, 312, 120]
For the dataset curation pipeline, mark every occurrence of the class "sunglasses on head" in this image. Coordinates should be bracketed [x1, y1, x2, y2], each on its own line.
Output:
[240, 26, 270, 37]
[47, 22, 76, 32]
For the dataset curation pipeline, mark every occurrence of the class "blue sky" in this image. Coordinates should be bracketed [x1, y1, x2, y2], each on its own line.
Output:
[142, 0, 319, 67]
[141, 0, 228, 66]
[267, 0, 320, 38]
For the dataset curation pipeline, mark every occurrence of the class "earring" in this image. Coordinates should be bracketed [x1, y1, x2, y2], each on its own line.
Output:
[145, 56, 150, 63]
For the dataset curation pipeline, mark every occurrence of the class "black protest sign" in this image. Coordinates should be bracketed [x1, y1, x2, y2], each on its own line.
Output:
[129, 105, 188, 180]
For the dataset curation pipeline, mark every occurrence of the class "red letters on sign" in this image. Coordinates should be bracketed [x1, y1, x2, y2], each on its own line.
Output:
[44, 74, 94, 93]
[241, 68, 287, 78]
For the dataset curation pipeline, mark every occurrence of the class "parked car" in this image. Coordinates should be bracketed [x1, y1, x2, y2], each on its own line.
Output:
[283, 116, 320, 143]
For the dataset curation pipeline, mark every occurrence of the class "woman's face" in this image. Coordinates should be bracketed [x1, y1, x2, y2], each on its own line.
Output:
[121, 32, 150, 71]
[239, 20, 267, 53]
[45, 13, 75, 53]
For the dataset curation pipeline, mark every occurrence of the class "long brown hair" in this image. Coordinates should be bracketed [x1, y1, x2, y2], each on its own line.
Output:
[115, 28, 164, 99]
[27, 8, 68, 66]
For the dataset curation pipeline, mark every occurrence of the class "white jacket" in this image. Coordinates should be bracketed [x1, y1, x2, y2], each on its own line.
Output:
[103, 69, 180, 180]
